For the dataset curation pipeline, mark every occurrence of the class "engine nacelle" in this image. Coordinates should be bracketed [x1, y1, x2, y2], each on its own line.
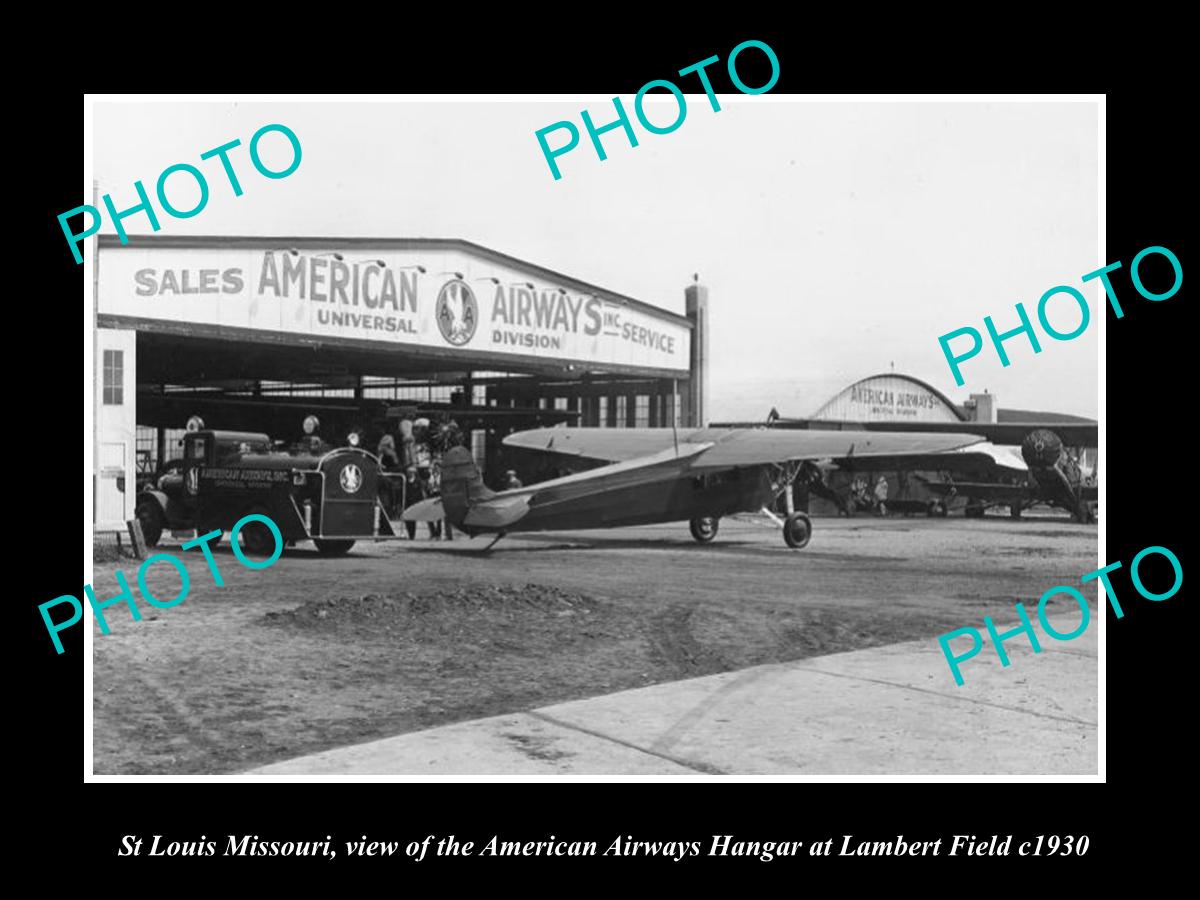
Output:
[1021, 428, 1063, 469]
[1022, 428, 1085, 500]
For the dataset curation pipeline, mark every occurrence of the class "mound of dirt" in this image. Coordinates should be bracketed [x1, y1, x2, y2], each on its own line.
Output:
[263, 584, 604, 637]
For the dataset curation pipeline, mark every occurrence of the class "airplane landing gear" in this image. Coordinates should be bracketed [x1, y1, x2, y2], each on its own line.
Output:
[690, 516, 719, 543]
[782, 512, 812, 549]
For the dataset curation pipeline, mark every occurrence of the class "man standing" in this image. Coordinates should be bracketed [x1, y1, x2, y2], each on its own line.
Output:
[873, 476, 889, 516]
[376, 429, 401, 518]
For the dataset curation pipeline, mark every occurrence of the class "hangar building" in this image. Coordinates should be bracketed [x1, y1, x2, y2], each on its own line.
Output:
[93, 236, 706, 529]
[805, 372, 1096, 431]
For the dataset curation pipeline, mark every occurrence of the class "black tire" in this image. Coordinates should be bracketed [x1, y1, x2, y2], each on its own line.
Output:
[689, 516, 719, 543]
[783, 512, 812, 549]
[964, 502, 985, 519]
[927, 500, 948, 518]
[134, 497, 164, 547]
[237, 508, 278, 557]
[314, 539, 355, 556]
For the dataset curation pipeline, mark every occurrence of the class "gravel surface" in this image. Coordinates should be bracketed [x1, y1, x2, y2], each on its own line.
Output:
[91, 516, 1097, 774]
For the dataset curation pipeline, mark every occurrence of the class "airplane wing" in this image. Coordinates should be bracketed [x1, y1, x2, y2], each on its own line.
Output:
[711, 418, 1099, 447]
[684, 428, 1007, 474]
[504, 427, 1022, 476]
[503, 427, 681, 462]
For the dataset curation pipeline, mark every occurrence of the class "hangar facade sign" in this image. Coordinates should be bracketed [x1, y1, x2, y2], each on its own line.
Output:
[98, 241, 691, 375]
[811, 374, 964, 423]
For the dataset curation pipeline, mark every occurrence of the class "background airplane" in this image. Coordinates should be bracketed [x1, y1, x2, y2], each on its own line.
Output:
[403, 426, 1034, 552]
[915, 427, 1097, 521]
[716, 417, 1098, 523]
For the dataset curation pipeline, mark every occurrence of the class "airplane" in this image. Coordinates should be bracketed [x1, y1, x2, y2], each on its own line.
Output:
[916, 428, 1097, 522]
[401, 426, 1037, 551]
[715, 417, 1099, 523]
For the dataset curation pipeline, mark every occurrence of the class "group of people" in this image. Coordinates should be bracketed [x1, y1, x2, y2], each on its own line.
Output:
[848, 475, 890, 516]
[375, 417, 458, 540]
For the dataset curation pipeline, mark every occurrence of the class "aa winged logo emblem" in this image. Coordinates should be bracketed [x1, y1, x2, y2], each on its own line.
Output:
[436, 280, 478, 346]
[339, 463, 363, 494]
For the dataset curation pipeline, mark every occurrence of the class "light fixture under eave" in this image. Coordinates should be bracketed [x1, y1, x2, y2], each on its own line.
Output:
[269, 247, 300, 257]
[314, 252, 345, 261]
[396, 264, 427, 274]
[439, 270, 465, 280]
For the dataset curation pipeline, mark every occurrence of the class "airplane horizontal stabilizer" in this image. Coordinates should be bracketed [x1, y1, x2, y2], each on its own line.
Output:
[401, 497, 445, 522]
[464, 495, 531, 529]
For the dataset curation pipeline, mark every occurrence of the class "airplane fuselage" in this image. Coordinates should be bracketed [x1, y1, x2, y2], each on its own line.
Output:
[445, 450, 780, 537]
[511, 464, 778, 533]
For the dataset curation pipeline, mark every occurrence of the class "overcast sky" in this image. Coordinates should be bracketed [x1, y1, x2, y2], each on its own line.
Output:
[93, 99, 1099, 420]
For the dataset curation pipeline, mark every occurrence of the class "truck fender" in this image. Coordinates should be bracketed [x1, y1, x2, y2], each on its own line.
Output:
[137, 489, 169, 513]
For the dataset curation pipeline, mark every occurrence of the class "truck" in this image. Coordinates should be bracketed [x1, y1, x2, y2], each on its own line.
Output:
[135, 425, 400, 556]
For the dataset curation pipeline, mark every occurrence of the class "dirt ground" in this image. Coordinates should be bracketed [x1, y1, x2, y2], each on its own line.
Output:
[91, 515, 1097, 774]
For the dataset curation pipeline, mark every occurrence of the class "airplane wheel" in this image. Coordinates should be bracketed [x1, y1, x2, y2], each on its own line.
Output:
[927, 500, 948, 518]
[314, 539, 355, 556]
[783, 512, 812, 549]
[689, 516, 719, 543]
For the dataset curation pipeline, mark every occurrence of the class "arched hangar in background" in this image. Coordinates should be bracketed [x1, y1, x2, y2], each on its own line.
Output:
[811, 373, 969, 424]
[716, 371, 1098, 519]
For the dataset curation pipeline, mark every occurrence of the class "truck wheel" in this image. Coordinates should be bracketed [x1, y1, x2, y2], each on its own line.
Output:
[134, 497, 164, 547]
[783, 512, 812, 549]
[237, 508, 278, 557]
[689, 516, 719, 543]
[314, 539, 355, 556]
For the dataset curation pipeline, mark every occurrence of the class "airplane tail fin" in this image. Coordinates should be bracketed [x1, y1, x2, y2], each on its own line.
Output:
[438, 445, 494, 527]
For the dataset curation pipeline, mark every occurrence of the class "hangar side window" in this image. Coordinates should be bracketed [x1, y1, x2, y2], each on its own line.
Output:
[102, 350, 123, 405]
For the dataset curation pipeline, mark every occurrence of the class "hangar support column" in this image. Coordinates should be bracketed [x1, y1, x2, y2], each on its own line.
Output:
[683, 278, 708, 427]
